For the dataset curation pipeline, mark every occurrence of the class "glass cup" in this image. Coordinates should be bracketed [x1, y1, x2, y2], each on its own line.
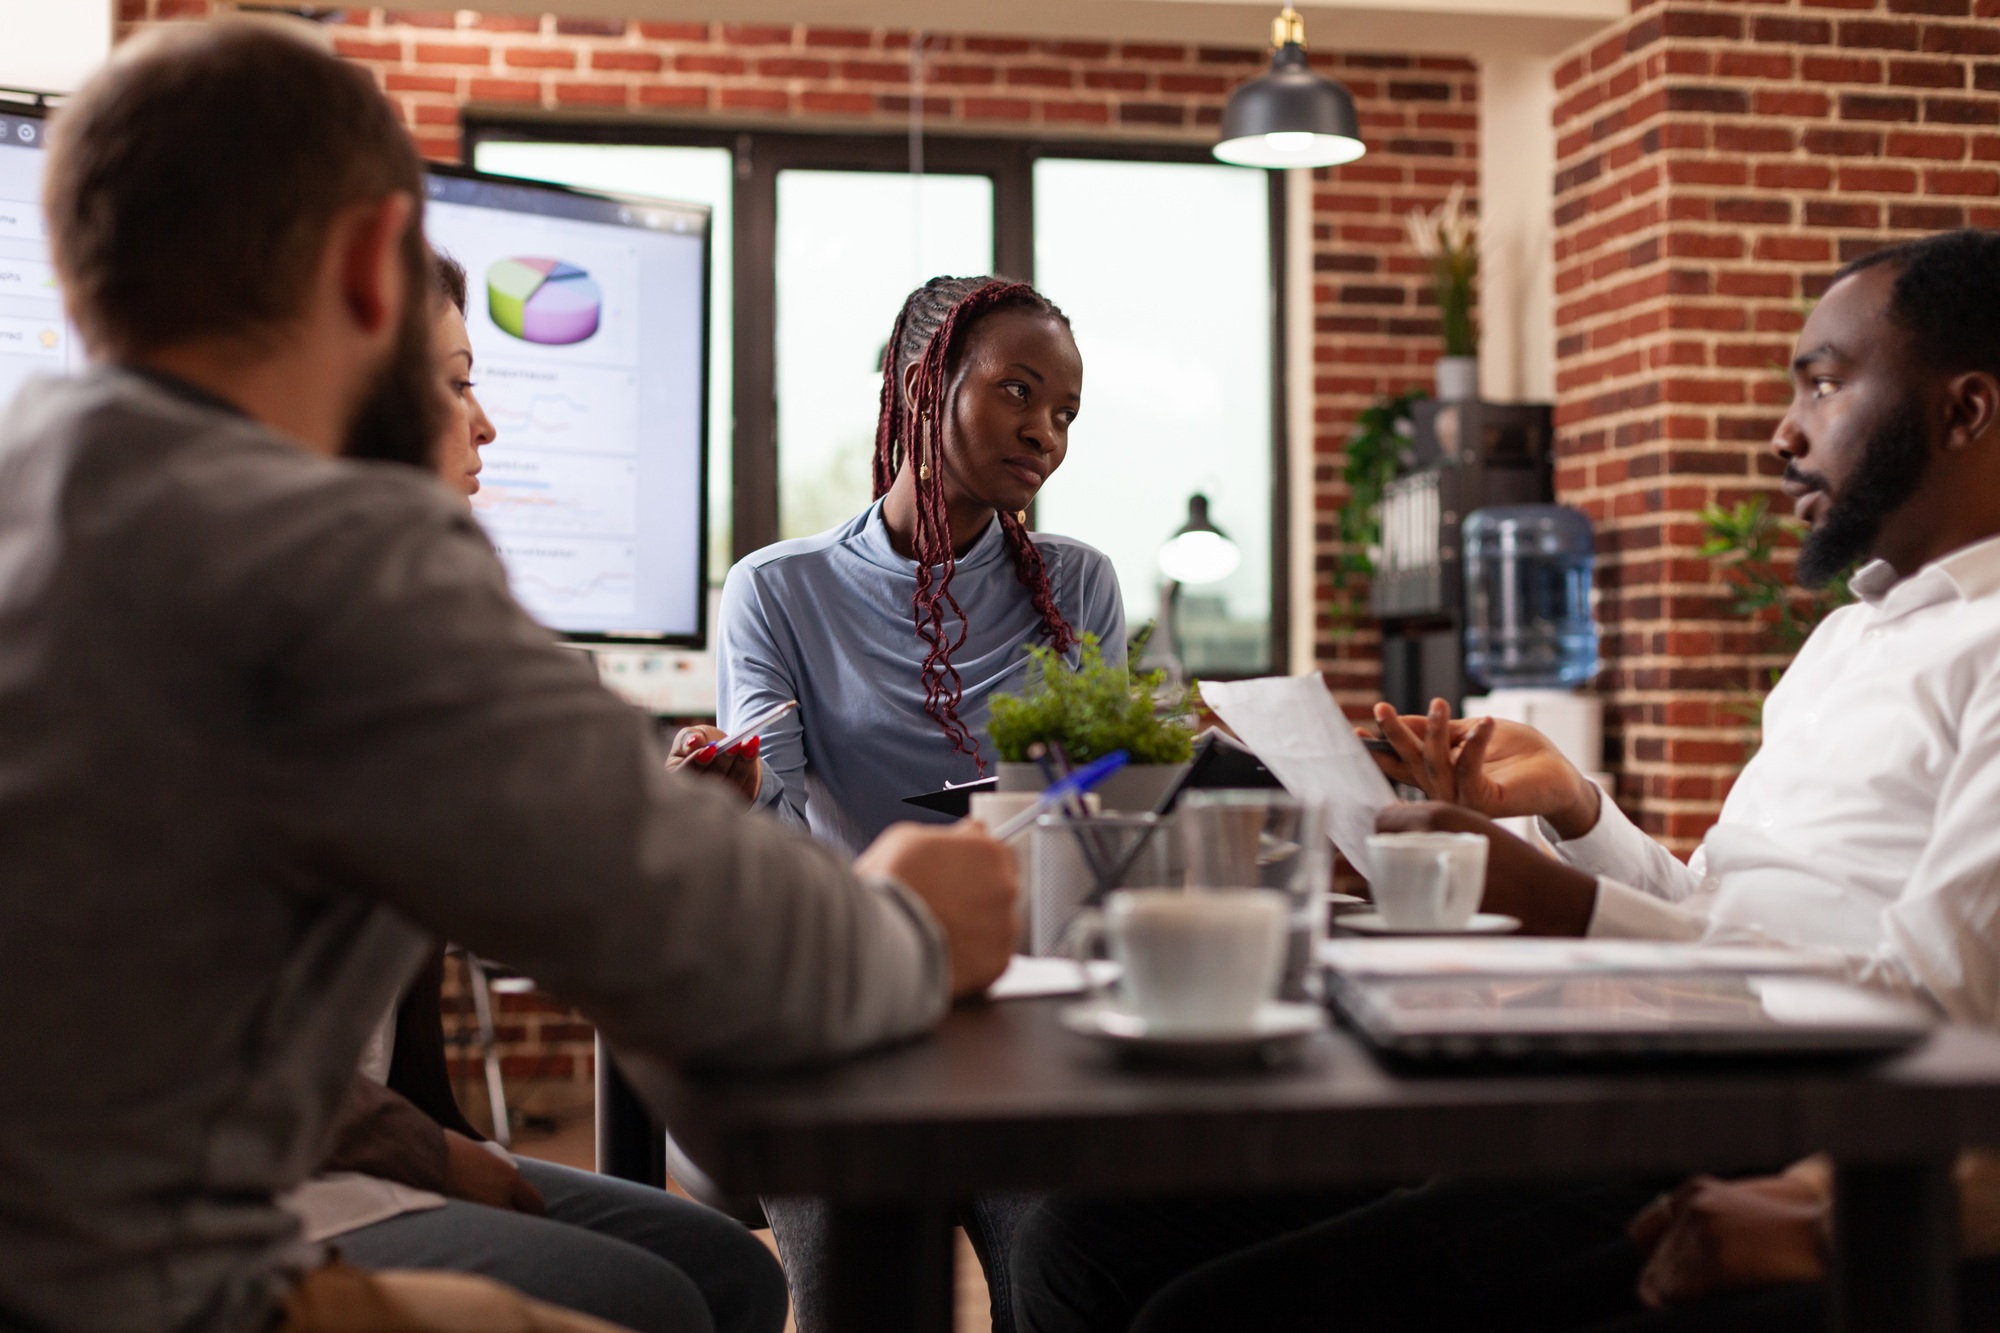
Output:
[1029, 813, 1174, 957]
[1178, 791, 1332, 1001]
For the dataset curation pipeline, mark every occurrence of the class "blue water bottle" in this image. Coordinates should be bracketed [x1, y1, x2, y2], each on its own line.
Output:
[1462, 505, 1600, 690]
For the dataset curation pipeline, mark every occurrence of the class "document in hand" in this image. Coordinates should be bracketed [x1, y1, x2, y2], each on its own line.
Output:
[1198, 675, 1396, 870]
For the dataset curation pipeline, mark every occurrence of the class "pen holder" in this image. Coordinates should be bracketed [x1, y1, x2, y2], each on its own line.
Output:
[973, 791, 1099, 953]
[1029, 813, 1177, 956]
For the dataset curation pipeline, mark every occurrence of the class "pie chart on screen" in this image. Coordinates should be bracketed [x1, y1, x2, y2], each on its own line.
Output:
[487, 257, 602, 345]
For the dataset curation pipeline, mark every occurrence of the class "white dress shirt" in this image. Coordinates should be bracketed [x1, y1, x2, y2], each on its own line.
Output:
[1543, 532, 2000, 1026]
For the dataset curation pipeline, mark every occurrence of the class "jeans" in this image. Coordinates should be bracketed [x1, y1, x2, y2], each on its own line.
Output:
[338, 1157, 788, 1333]
[1010, 1177, 1674, 1333]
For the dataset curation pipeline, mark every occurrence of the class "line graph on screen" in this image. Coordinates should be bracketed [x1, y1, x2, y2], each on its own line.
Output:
[475, 363, 638, 456]
[471, 452, 637, 537]
[493, 538, 637, 618]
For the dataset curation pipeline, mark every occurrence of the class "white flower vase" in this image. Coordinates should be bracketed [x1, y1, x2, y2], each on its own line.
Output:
[1434, 355, 1479, 403]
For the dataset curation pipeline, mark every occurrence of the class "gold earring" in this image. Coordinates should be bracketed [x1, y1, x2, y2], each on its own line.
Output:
[920, 461, 931, 481]
[1015, 510, 1027, 524]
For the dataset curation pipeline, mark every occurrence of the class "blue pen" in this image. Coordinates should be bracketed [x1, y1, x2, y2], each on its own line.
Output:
[990, 750, 1130, 841]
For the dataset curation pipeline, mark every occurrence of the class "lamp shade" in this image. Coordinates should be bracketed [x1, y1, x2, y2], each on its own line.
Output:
[1214, 40, 1366, 169]
[1158, 494, 1243, 585]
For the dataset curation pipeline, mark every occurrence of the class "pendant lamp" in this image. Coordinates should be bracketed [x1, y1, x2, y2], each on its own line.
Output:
[1157, 494, 1242, 586]
[1213, 7, 1366, 170]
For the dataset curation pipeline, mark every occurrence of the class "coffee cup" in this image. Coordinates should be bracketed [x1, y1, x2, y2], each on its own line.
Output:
[1069, 888, 1287, 1034]
[1364, 832, 1488, 931]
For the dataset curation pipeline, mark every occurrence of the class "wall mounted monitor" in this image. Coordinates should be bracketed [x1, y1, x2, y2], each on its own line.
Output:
[424, 165, 710, 646]
[0, 107, 82, 416]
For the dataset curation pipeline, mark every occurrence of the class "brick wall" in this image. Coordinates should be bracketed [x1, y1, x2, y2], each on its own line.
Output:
[438, 954, 596, 1130]
[1549, 0, 2000, 851]
[121, 2, 1477, 701]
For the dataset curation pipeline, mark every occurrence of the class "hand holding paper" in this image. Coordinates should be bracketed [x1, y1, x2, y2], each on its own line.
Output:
[1199, 675, 1397, 870]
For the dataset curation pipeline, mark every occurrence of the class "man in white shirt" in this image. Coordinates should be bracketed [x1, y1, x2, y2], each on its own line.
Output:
[1011, 233, 2000, 1333]
[1370, 228, 2000, 1031]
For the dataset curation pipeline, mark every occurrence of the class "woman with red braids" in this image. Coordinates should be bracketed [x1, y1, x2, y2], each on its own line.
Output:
[715, 275, 1125, 856]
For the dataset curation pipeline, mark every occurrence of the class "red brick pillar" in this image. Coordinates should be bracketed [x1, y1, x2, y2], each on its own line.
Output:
[1551, 0, 2000, 852]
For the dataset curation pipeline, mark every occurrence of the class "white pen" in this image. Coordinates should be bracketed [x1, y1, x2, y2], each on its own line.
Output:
[694, 699, 799, 760]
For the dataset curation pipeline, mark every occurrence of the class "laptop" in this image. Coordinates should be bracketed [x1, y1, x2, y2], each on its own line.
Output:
[1322, 940, 1934, 1065]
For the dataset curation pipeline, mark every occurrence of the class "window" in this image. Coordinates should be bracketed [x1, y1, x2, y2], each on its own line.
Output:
[1032, 158, 1273, 674]
[774, 170, 993, 539]
[467, 123, 1287, 673]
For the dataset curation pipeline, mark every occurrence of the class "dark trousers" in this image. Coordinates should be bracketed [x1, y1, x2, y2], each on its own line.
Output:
[1011, 1176, 2000, 1333]
[765, 1194, 1041, 1333]
[1010, 1177, 1673, 1333]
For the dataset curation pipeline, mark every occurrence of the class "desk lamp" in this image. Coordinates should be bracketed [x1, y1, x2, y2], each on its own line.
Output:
[1144, 495, 1243, 679]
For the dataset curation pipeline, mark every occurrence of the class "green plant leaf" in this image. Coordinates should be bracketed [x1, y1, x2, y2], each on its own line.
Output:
[987, 632, 1197, 766]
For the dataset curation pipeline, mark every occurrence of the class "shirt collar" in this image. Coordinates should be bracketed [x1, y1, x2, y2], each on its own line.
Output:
[851, 498, 1009, 575]
[1850, 530, 2000, 615]
[115, 364, 251, 420]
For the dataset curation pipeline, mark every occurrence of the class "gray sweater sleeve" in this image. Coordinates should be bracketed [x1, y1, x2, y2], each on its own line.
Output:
[248, 478, 948, 1070]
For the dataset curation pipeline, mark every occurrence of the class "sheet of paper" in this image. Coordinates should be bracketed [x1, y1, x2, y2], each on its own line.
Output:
[1199, 674, 1396, 870]
[986, 955, 1121, 1001]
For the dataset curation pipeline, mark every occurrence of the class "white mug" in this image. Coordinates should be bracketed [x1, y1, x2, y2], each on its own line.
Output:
[1068, 888, 1287, 1034]
[1365, 832, 1489, 930]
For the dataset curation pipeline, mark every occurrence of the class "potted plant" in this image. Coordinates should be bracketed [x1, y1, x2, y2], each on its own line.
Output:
[1406, 183, 1478, 401]
[1330, 387, 1425, 626]
[987, 632, 1197, 812]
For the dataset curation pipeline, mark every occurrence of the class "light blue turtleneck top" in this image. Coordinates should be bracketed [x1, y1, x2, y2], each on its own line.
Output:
[717, 500, 1125, 853]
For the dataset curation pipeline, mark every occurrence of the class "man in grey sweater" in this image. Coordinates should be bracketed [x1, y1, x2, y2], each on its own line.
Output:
[0, 20, 1017, 1333]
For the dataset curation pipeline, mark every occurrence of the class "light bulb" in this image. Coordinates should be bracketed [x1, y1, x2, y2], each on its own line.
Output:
[1212, 132, 1367, 169]
[1158, 530, 1242, 585]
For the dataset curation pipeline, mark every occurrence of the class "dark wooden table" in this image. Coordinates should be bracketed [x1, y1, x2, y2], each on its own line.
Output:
[616, 997, 2000, 1333]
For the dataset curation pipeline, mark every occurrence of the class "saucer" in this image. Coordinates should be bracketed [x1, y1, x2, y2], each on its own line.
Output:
[1328, 893, 1371, 915]
[1060, 999, 1326, 1066]
[1337, 912, 1522, 937]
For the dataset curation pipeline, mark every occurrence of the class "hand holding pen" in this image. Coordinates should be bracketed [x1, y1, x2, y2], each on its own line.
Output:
[668, 725, 762, 803]
[669, 699, 800, 805]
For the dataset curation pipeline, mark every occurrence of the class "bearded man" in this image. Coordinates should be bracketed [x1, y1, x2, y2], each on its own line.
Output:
[1011, 231, 2000, 1333]
[0, 19, 1019, 1333]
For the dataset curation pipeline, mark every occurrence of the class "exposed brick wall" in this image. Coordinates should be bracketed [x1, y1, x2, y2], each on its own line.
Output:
[439, 955, 596, 1086]
[1549, 0, 2000, 851]
[120, 2, 1477, 702]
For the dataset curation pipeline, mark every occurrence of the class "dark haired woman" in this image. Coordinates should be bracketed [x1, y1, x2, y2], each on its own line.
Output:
[716, 276, 1123, 1331]
[716, 275, 1125, 855]
[304, 253, 789, 1333]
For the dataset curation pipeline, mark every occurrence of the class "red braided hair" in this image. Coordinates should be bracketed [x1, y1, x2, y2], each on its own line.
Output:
[874, 276, 1080, 768]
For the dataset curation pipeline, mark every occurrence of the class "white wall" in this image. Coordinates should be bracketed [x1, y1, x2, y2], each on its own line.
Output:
[0, 1, 112, 97]
[1477, 55, 1557, 404]
[1286, 167, 1318, 675]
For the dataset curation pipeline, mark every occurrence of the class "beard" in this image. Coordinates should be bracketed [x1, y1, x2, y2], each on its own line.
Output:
[1793, 396, 1931, 589]
[340, 236, 446, 471]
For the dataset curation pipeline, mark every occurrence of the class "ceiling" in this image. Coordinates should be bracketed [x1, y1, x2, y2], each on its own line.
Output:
[455, 0, 1624, 60]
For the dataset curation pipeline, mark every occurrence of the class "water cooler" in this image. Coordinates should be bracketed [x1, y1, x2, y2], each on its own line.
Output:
[1369, 402, 1606, 784]
[1460, 504, 1607, 790]
[1371, 400, 1554, 714]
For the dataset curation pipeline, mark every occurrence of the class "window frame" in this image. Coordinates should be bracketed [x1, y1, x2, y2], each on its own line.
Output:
[464, 115, 1291, 674]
